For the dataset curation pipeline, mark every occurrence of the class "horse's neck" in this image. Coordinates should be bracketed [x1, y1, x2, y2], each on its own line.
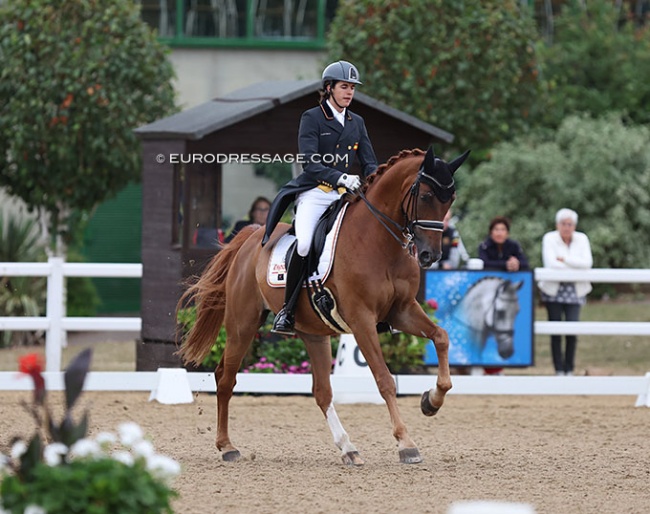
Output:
[344, 173, 410, 262]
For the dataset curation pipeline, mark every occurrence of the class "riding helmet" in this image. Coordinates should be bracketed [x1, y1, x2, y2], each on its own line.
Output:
[321, 61, 363, 88]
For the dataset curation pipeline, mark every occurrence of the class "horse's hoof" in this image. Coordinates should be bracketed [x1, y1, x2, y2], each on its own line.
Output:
[222, 450, 241, 462]
[420, 390, 440, 417]
[399, 447, 423, 464]
[341, 451, 364, 467]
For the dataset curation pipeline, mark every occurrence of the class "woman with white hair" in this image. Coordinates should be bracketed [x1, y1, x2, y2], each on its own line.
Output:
[539, 208, 593, 376]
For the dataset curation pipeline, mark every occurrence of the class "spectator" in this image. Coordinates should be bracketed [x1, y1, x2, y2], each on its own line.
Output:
[224, 196, 271, 243]
[539, 208, 593, 376]
[477, 216, 529, 376]
[430, 209, 469, 270]
[478, 216, 529, 271]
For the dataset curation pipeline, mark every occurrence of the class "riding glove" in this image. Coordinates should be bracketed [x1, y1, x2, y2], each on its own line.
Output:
[337, 174, 361, 191]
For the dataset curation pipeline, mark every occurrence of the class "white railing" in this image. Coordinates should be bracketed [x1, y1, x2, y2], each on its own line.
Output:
[0, 257, 141, 372]
[532, 268, 650, 336]
[1, 262, 649, 399]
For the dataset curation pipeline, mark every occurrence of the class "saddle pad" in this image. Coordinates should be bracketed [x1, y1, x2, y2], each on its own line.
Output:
[267, 203, 348, 288]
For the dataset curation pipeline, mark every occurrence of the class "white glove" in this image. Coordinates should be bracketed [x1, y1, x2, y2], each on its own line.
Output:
[337, 173, 361, 191]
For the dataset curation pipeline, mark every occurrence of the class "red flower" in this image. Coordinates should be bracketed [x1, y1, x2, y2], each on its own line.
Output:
[19, 353, 43, 375]
[18, 353, 46, 405]
[426, 299, 439, 311]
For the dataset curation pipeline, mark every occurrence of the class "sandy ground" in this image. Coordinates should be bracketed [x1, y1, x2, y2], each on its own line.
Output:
[1, 391, 649, 514]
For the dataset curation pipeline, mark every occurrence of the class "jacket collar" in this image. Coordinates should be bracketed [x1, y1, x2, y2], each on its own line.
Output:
[320, 100, 353, 122]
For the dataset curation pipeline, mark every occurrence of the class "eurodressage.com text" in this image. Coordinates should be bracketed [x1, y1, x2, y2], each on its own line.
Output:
[159, 153, 349, 165]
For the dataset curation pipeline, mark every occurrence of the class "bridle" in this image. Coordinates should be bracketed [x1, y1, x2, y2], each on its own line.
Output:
[357, 163, 454, 251]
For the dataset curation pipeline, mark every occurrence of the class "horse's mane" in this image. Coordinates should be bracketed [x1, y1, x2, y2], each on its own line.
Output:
[351, 148, 426, 203]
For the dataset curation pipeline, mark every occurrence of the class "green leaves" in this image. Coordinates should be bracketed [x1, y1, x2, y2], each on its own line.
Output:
[328, 0, 541, 155]
[0, 0, 177, 255]
[64, 347, 91, 411]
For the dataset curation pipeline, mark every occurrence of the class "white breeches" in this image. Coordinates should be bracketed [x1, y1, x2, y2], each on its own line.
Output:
[294, 187, 342, 256]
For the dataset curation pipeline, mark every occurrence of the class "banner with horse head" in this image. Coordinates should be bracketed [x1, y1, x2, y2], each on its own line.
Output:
[424, 270, 534, 367]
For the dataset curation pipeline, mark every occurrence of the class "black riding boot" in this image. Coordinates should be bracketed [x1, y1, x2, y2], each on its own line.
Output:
[271, 251, 308, 335]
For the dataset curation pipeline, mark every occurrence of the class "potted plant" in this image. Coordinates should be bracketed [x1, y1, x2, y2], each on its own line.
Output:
[0, 350, 180, 513]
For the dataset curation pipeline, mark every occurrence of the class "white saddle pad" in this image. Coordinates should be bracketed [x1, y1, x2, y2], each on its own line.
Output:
[267, 204, 348, 288]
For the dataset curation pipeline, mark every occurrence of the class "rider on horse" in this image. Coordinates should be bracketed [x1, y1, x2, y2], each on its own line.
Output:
[262, 60, 379, 335]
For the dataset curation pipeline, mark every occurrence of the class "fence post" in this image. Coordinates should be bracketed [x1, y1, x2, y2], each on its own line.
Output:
[45, 257, 64, 372]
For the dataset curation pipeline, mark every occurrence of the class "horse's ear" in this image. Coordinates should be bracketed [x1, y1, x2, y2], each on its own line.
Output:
[515, 281, 524, 291]
[448, 150, 471, 175]
[424, 146, 436, 171]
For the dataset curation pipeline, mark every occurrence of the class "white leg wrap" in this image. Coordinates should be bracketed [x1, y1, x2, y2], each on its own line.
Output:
[325, 403, 357, 455]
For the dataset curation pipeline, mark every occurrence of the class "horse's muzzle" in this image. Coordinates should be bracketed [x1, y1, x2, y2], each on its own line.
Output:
[418, 250, 441, 268]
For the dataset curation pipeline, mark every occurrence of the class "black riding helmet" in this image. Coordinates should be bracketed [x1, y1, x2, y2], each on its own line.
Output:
[321, 60, 363, 90]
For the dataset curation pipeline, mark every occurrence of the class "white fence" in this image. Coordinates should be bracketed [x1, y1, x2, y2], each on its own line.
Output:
[1, 259, 649, 398]
[0, 257, 141, 371]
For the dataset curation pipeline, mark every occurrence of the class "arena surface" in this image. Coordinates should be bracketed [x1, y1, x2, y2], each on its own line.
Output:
[1, 392, 648, 513]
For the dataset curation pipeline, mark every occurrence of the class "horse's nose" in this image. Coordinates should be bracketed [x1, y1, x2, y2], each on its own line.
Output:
[419, 250, 441, 268]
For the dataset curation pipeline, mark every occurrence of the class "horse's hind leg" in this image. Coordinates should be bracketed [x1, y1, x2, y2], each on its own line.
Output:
[299, 332, 364, 466]
[214, 307, 266, 462]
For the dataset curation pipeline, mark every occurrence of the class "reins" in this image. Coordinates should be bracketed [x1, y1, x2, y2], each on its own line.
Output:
[356, 167, 450, 252]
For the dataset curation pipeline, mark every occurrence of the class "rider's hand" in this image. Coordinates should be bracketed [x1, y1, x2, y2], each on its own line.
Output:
[337, 173, 361, 191]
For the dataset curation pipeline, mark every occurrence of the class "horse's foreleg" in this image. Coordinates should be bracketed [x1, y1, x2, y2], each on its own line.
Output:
[300, 332, 364, 466]
[421, 324, 452, 416]
[351, 325, 422, 464]
[392, 302, 453, 417]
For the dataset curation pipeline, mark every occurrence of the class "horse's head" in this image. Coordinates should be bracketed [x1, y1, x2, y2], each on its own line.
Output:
[407, 146, 470, 268]
[489, 280, 523, 359]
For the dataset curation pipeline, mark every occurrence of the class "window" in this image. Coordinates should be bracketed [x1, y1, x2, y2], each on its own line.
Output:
[137, 0, 339, 48]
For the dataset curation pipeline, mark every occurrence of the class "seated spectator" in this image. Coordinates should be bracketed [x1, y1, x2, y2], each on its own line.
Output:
[225, 196, 271, 243]
[478, 216, 529, 271]
[430, 209, 470, 270]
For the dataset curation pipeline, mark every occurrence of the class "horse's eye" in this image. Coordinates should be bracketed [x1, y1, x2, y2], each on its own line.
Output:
[420, 191, 434, 203]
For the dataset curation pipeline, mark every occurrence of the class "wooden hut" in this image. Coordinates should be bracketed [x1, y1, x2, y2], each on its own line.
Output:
[134, 79, 454, 370]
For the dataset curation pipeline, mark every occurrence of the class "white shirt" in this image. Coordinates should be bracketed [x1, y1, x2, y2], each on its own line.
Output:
[327, 99, 346, 127]
[538, 230, 593, 298]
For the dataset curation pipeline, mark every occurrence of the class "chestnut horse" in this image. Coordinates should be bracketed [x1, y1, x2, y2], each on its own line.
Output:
[177, 146, 469, 466]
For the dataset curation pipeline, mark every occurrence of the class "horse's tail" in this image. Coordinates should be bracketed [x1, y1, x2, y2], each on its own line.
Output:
[176, 225, 258, 365]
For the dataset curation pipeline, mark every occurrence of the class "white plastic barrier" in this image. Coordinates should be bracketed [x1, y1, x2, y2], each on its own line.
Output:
[1, 263, 649, 397]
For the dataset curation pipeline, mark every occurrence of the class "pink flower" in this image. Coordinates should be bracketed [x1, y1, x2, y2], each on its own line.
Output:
[426, 298, 438, 310]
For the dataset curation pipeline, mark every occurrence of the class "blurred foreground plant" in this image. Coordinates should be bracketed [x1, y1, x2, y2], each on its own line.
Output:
[0, 349, 179, 514]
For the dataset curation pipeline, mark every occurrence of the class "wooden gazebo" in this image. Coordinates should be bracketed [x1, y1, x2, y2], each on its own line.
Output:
[134, 79, 454, 370]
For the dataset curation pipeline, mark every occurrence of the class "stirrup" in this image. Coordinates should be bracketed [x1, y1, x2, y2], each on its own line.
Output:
[271, 309, 296, 336]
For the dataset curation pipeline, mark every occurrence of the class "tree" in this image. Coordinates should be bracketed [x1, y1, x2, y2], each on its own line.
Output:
[454, 114, 650, 269]
[326, 0, 541, 157]
[0, 0, 177, 255]
[536, 0, 650, 128]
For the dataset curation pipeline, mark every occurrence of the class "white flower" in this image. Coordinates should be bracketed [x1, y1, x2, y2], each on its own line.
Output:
[10, 440, 27, 460]
[69, 439, 102, 459]
[43, 443, 68, 466]
[117, 422, 143, 447]
[0, 453, 9, 471]
[94, 431, 117, 447]
[111, 450, 134, 466]
[146, 454, 181, 480]
[132, 440, 154, 459]
[24, 506, 47, 514]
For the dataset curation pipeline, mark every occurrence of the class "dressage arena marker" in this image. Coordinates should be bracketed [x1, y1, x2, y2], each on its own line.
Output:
[634, 372, 650, 407]
[448, 500, 536, 514]
[148, 368, 194, 404]
[332, 334, 385, 404]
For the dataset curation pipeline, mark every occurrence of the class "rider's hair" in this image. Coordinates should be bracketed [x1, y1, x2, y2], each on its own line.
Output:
[319, 80, 338, 102]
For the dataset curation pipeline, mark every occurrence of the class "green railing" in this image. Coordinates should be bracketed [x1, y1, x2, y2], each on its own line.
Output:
[138, 0, 335, 49]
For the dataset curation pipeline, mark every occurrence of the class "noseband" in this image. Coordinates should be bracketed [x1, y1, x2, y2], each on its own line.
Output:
[358, 165, 454, 251]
